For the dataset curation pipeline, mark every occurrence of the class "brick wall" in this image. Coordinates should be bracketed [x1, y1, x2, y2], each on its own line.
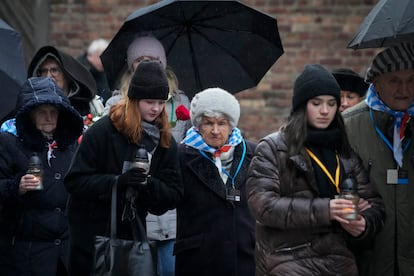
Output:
[49, 0, 380, 142]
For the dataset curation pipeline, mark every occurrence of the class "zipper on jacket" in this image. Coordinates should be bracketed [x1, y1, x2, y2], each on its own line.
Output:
[273, 242, 312, 253]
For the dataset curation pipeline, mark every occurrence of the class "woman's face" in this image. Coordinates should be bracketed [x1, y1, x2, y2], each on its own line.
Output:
[340, 90, 361, 112]
[32, 104, 59, 138]
[138, 99, 166, 122]
[38, 58, 68, 94]
[306, 95, 337, 129]
[198, 115, 232, 148]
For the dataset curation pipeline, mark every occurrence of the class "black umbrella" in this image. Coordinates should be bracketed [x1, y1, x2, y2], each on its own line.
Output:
[0, 19, 26, 122]
[347, 0, 414, 49]
[101, 0, 284, 98]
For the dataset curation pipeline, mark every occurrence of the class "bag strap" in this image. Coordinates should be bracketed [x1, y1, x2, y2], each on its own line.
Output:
[131, 214, 150, 243]
[110, 182, 150, 244]
[110, 182, 117, 239]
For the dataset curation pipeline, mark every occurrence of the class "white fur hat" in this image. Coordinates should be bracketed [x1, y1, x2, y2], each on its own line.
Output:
[190, 88, 240, 127]
[127, 35, 167, 70]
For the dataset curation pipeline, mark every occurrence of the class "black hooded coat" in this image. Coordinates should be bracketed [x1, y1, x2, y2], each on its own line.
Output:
[28, 46, 96, 116]
[0, 77, 83, 275]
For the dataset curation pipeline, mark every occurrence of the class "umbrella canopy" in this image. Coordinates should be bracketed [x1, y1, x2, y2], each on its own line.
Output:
[348, 0, 414, 49]
[0, 19, 26, 122]
[101, 0, 284, 98]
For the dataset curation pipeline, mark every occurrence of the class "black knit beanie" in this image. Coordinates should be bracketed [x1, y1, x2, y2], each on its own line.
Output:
[127, 60, 169, 100]
[292, 64, 341, 112]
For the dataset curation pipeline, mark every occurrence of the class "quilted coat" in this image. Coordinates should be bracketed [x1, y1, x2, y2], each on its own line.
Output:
[247, 131, 385, 276]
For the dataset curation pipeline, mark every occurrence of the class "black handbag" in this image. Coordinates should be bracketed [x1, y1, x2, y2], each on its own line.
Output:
[92, 182, 156, 276]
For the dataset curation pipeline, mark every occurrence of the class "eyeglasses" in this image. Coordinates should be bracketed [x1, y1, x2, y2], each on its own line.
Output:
[37, 67, 62, 77]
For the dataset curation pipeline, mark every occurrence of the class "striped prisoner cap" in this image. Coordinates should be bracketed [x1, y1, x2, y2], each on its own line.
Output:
[365, 43, 414, 83]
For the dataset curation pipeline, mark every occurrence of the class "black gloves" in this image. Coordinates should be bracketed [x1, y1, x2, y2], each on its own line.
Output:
[117, 167, 148, 188]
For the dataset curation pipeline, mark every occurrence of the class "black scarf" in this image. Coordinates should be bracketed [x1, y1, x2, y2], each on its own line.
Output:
[305, 127, 344, 198]
[305, 127, 342, 150]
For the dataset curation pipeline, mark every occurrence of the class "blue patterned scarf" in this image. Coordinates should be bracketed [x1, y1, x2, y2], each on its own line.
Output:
[184, 126, 243, 153]
[0, 118, 17, 136]
[184, 126, 243, 172]
[365, 84, 414, 166]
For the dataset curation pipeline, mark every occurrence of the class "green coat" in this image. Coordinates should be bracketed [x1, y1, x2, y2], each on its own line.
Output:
[343, 101, 414, 276]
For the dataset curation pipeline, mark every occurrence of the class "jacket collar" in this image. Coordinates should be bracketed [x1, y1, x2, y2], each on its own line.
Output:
[184, 142, 249, 200]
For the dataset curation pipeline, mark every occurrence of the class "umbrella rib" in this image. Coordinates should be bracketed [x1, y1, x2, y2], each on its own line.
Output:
[106, 1, 283, 94]
[167, 3, 263, 90]
[193, 25, 274, 82]
[348, 0, 414, 48]
[153, 2, 262, 35]
[184, 28, 202, 92]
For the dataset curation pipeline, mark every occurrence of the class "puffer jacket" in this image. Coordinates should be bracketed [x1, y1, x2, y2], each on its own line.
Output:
[343, 101, 414, 276]
[247, 131, 384, 276]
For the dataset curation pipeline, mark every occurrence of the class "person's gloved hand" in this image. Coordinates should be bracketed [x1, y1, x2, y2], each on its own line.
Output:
[117, 167, 147, 188]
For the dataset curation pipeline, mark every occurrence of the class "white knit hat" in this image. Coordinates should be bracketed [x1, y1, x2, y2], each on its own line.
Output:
[190, 88, 240, 127]
[127, 35, 167, 70]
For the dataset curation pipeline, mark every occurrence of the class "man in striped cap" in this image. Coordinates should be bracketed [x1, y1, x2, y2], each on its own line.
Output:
[343, 43, 414, 276]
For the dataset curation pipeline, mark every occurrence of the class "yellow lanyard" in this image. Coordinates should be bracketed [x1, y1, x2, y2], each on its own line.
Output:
[305, 147, 340, 193]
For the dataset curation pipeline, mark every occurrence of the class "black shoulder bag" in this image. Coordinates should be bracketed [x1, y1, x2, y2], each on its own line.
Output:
[92, 182, 156, 276]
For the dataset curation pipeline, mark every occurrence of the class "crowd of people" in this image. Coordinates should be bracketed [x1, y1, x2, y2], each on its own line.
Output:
[0, 9, 414, 276]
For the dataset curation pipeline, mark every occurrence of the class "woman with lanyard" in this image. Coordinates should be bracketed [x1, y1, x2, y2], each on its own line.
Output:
[175, 88, 257, 276]
[246, 64, 385, 276]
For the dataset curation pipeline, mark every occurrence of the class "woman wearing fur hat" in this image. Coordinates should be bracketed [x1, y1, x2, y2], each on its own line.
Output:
[332, 68, 369, 112]
[175, 88, 256, 276]
[0, 77, 83, 275]
[246, 64, 385, 275]
[343, 43, 414, 276]
[64, 60, 183, 275]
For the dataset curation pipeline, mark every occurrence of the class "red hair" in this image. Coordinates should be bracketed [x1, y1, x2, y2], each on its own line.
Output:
[110, 98, 171, 148]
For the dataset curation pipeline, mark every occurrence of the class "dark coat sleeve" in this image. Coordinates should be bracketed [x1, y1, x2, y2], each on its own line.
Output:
[64, 116, 183, 214]
[0, 133, 25, 199]
[143, 140, 184, 215]
[64, 118, 118, 200]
